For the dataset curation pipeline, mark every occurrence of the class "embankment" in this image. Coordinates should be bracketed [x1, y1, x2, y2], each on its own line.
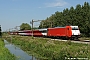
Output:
[0, 38, 16, 60]
[4, 35, 90, 60]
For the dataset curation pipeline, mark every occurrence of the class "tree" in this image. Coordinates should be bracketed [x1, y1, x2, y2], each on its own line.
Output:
[20, 23, 31, 30]
[81, 2, 90, 36]
[39, 2, 90, 37]
[69, 6, 75, 25]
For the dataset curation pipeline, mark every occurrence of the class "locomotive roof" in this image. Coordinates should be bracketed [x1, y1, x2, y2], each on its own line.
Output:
[48, 27, 65, 29]
[70, 26, 78, 27]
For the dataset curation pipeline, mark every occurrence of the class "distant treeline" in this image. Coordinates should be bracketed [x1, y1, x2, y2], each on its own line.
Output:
[39, 2, 90, 37]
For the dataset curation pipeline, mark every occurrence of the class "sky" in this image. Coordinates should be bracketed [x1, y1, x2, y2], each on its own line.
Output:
[0, 0, 90, 31]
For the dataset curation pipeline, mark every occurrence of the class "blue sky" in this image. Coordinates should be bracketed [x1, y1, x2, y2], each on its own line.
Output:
[0, 0, 90, 31]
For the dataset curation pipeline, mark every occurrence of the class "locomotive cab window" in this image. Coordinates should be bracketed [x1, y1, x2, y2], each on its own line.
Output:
[72, 27, 78, 30]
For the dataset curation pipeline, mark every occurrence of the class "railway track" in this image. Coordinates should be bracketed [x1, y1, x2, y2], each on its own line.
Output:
[71, 39, 90, 44]
[51, 38, 90, 44]
[3, 35, 90, 44]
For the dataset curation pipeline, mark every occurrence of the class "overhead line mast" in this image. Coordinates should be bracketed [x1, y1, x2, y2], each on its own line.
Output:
[30, 19, 43, 37]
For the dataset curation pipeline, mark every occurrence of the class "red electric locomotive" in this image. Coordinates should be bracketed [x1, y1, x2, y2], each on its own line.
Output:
[47, 26, 80, 39]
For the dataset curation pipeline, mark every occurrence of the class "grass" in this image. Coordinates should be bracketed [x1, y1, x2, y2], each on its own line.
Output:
[3, 34, 90, 60]
[0, 38, 16, 60]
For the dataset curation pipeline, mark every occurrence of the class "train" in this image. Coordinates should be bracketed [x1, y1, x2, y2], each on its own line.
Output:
[9, 25, 80, 39]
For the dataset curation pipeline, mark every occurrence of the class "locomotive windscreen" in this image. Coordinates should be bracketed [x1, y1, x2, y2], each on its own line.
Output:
[71, 26, 79, 30]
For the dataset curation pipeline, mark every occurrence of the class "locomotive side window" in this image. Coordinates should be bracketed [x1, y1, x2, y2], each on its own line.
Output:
[68, 28, 69, 30]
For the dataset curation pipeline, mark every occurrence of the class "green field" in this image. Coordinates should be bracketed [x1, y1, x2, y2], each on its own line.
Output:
[3, 35, 90, 60]
[0, 38, 16, 60]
